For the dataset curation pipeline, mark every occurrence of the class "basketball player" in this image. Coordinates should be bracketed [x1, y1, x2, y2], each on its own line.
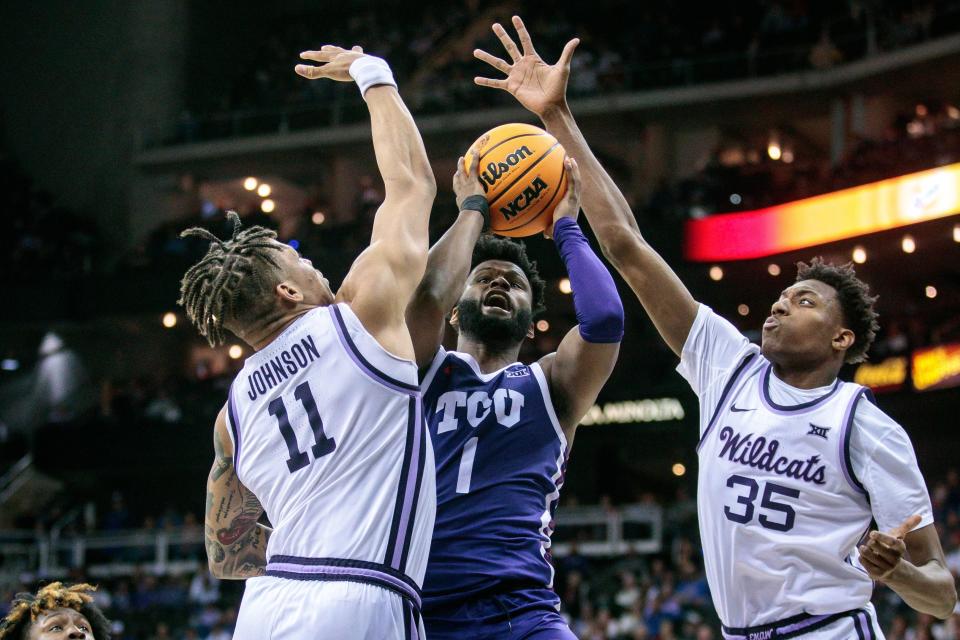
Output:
[179, 46, 436, 639]
[0, 582, 111, 640]
[474, 16, 958, 637]
[404, 150, 623, 639]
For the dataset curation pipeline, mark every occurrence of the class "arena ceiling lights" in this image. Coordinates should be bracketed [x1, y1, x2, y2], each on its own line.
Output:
[684, 162, 960, 261]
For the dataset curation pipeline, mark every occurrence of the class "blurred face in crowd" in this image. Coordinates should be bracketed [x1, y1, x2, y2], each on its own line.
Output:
[761, 279, 853, 368]
[28, 609, 95, 640]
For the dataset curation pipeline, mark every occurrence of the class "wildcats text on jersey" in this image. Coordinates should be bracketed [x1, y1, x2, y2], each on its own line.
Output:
[717, 426, 828, 485]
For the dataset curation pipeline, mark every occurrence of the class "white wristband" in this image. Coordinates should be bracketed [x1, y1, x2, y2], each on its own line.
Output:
[348, 56, 397, 98]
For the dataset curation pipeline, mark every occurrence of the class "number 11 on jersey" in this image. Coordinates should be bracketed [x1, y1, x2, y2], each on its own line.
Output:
[268, 381, 336, 473]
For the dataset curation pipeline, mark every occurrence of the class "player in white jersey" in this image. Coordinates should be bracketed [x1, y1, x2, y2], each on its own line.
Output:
[473, 16, 958, 639]
[177, 46, 437, 639]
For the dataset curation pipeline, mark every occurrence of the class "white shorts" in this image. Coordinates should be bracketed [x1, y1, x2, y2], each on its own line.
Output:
[722, 603, 885, 640]
[233, 576, 424, 640]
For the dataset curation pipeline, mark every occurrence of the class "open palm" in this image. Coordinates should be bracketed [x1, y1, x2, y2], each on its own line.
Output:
[474, 16, 579, 117]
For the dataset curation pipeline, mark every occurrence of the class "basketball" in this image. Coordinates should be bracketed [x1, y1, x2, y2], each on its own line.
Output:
[464, 123, 568, 238]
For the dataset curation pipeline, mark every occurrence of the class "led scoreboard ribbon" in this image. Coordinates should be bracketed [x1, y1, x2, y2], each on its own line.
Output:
[685, 162, 960, 261]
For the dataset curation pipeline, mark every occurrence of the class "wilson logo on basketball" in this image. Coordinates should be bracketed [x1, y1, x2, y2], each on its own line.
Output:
[499, 177, 549, 220]
[480, 145, 534, 188]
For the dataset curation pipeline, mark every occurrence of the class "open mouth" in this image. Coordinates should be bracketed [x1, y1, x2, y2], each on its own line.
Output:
[483, 291, 511, 312]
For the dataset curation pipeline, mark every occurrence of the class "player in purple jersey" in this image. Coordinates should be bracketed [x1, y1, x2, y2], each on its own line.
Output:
[405, 154, 624, 636]
[472, 14, 957, 635]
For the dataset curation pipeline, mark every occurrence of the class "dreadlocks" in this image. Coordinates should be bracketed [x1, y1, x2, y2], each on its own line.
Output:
[178, 211, 286, 347]
[471, 234, 547, 316]
[0, 582, 111, 640]
[796, 257, 880, 364]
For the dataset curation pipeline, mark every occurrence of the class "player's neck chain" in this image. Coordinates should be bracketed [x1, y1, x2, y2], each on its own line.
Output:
[718, 426, 827, 485]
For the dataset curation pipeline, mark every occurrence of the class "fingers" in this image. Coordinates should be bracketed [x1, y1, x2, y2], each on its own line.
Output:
[299, 50, 336, 63]
[295, 64, 328, 79]
[351, 45, 364, 53]
[859, 553, 884, 577]
[889, 514, 922, 539]
[869, 531, 904, 549]
[566, 157, 581, 191]
[467, 151, 481, 177]
[558, 38, 581, 68]
[559, 157, 581, 206]
[861, 540, 901, 566]
[511, 15, 538, 56]
[474, 76, 508, 90]
[474, 48, 511, 75]
[492, 22, 522, 63]
[453, 156, 466, 186]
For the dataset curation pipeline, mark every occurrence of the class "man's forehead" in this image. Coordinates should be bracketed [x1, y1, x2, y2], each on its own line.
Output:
[471, 260, 528, 281]
[783, 279, 837, 299]
[38, 608, 87, 622]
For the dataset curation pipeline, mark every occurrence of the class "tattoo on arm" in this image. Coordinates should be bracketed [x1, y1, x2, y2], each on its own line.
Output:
[211, 428, 233, 482]
[205, 425, 268, 579]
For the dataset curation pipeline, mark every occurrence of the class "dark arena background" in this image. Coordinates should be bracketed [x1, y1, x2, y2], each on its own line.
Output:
[1, 1, 959, 638]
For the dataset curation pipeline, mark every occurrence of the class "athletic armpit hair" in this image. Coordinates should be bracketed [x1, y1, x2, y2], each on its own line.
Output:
[471, 234, 547, 316]
[796, 258, 879, 364]
[178, 211, 286, 347]
[0, 582, 112, 640]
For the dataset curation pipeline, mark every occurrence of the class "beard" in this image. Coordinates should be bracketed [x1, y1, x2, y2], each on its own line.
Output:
[456, 298, 532, 346]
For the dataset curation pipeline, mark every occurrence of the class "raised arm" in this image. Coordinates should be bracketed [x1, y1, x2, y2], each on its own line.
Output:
[205, 407, 269, 580]
[474, 18, 698, 356]
[537, 158, 622, 443]
[406, 155, 487, 370]
[296, 46, 436, 358]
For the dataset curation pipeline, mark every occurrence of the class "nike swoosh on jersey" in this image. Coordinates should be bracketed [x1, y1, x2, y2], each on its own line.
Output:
[730, 404, 755, 412]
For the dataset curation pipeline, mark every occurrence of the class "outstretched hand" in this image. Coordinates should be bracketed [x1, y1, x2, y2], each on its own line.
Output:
[544, 157, 581, 239]
[295, 45, 365, 82]
[474, 16, 579, 118]
[858, 514, 922, 582]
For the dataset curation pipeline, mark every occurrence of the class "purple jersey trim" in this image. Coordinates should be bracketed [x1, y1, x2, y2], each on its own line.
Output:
[388, 396, 426, 573]
[226, 382, 242, 475]
[696, 352, 758, 452]
[266, 556, 422, 609]
[759, 364, 842, 415]
[404, 599, 420, 640]
[330, 304, 420, 394]
[839, 388, 870, 497]
[721, 608, 871, 640]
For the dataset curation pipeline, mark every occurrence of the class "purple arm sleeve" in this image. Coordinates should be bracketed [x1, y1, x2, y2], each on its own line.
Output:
[553, 217, 625, 343]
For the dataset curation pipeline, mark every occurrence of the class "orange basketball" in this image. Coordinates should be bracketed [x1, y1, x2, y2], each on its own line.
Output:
[464, 123, 567, 238]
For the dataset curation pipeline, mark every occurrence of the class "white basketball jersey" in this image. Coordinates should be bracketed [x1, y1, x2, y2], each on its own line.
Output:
[697, 352, 876, 628]
[225, 303, 435, 606]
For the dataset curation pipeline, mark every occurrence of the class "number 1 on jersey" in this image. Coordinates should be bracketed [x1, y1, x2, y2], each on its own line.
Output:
[268, 381, 336, 473]
[456, 437, 478, 494]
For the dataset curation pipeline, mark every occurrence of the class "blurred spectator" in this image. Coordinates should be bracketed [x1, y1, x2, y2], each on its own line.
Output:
[189, 572, 220, 606]
[809, 28, 843, 69]
[161, 0, 960, 145]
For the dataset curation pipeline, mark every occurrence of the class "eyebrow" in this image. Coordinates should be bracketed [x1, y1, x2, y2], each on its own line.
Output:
[474, 267, 527, 281]
[781, 287, 821, 298]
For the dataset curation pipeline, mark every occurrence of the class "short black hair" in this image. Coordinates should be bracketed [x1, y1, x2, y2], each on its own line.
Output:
[471, 234, 547, 316]
[0, 582, 112, 640]
[796, 258, 879, 364]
